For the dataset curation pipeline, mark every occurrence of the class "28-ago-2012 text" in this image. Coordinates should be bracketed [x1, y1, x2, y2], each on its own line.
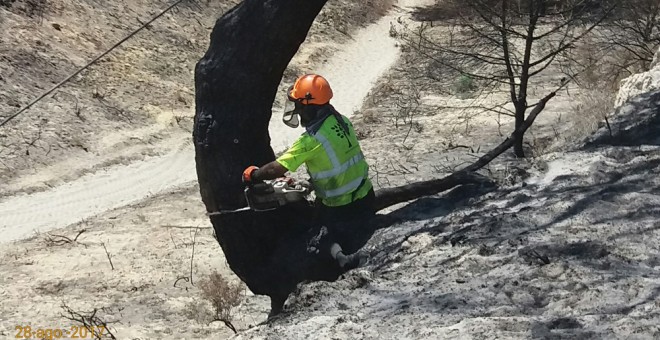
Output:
[15, 325, 108, 339]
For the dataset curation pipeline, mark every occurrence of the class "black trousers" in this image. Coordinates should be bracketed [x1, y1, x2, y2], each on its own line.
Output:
[316, 188, 376, 254]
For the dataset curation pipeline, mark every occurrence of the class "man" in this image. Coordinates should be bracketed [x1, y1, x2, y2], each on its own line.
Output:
[242, 74, 375, 270]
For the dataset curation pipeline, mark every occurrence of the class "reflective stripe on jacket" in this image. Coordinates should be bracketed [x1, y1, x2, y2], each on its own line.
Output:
[276, 113, 372, 207]
[306, 114, 372, 206]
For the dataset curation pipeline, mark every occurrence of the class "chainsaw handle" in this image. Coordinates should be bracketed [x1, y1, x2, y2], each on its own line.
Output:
[250, 182, 275, 194]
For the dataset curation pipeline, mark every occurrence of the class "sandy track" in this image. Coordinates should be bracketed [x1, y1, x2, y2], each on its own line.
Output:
[0, 14, 399, 243]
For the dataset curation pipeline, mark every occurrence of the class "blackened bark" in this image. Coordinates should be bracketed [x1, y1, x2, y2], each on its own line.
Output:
[193, 0, 346, 313]
[195, 0, 328, 211]
[513, 102, 526, 158]
[373, 171, 494, 211]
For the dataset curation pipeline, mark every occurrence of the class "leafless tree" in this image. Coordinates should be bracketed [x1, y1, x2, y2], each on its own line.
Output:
[403, 0, 616, 157]
[594, 0, 660, 76]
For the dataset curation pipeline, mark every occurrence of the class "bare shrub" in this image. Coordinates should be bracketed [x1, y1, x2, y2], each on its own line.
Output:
[489, 162, 529, 187]
[60, 303, 117, 339]
[574, 32, 654, 92]
[537, 87, 616, 152]
[183, 300, 214, 323]
[199, 271, 243, 333]
[565, 0, 660, 88]
[598, 0, 660, 73]
[568, 89, 615, 141]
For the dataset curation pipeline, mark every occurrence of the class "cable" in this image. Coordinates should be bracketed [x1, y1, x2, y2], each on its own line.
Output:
[0, 0, 187, 128]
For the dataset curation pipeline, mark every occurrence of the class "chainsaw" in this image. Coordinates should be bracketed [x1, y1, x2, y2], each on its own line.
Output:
[207, 177, 313, 216]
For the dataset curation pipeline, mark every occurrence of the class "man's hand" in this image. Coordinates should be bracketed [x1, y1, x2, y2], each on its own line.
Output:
[242, 161, 288, 184]
[242, 165, 260, 184]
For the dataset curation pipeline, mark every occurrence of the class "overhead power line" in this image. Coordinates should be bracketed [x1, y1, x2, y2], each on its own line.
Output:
[0, 0, 187, 129]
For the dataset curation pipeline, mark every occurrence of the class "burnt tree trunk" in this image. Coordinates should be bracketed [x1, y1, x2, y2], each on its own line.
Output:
[193, 0, 340, 314]
[513, 102, 526, 158]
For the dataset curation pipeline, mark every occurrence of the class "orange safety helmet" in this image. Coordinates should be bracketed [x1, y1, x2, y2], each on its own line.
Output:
[288, 74, 333, 105]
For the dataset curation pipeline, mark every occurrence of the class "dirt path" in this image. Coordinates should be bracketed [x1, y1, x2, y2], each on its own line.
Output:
[267, 15, 401, 152]
[0, 11, 399, 243]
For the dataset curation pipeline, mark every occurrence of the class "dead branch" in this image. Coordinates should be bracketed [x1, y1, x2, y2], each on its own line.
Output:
[210, 319, 238, 334]
[370, 162, 392, 188]
[161, 224, 212, 229]
[44, 229, 86, 246]
[101, 242, 115, 270]
[60, 303, 117, 339]
[169, 230, 179, 249]
[190, 227, 200, 286]
[174, 276, 190, 288]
